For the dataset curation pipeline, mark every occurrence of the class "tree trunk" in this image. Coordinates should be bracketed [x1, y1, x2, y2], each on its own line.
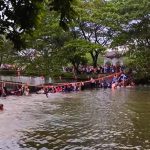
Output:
[72, 62, 80, 79]
[90, 51, 99, 68]
[0, 55, 3, 67]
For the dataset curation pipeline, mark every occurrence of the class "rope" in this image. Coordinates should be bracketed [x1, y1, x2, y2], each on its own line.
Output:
[47, 72, 121, 87]
[0, 72, 121, 89]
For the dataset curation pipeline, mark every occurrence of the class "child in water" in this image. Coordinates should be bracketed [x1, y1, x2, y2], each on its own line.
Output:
[0, 104, 4, 111]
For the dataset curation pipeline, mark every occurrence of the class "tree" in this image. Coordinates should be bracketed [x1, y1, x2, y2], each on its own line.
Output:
[0, 35, 14, 66]
[0, 0, 45, 49]
[71, 0, 110, 67]
[60, 39, 90, 74]
[106, 0, 150, 78]
[126, 47, 150, 79]
[0, 0, 77, 48]
[49, 0, 77, 30]
[15, 7, 70, 78]
[105, 0, 150, 46]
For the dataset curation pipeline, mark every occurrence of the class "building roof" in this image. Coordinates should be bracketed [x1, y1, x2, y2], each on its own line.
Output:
[105, 51, 122, 59]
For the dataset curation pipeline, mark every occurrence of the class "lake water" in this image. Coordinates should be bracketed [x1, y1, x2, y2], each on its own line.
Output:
[0, 87, 150, 150]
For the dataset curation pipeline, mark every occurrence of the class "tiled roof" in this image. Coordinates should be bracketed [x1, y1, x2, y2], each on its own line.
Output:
[105, 51, 121, 58]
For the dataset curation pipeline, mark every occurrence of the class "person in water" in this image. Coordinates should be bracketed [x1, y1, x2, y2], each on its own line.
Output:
[1, 83, 7, 97]
[111, 74, 119, 89]
[0, 104, 4, 111]
[44, 87, 49, 98]
[118, 72, 128, 87]
[23, 84, 30, 96]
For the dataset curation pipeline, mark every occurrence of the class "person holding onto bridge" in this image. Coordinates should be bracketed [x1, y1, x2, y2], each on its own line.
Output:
[0, 104, 3, 111]
[111, 74, 119, 89]
[117, 72, 128, 87]
[0, 82, 7, 97]
[23, 84, 30, 96]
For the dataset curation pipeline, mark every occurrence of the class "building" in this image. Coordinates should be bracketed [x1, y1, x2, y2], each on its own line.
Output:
[104, 51, 123, 66]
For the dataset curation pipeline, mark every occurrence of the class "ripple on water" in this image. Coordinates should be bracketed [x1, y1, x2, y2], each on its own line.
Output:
[0, 88, 150, 149]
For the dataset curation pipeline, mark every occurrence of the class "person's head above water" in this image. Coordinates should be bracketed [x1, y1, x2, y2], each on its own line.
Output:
[0, 104, 4, 110]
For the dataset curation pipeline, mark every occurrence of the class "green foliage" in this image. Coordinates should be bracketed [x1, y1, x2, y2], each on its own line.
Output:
[49, 0, 77, 30]
[16, 7, 70, 77]
[126, 47, 150, 78]
[60, 39, 89, 67]
[72, 0, 108, 67]
[0, 0, 45, 49]
[108, 0, 150, 46]
[0, 70, 16, 76]
[0, 35, 14, 65]
[0, 0, 149, 80]
[0, 0, 77, 49]
[104, 0, 150, 79]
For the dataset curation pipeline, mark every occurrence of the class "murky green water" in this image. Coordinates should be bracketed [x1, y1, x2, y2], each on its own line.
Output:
[0, 87, 150, 150]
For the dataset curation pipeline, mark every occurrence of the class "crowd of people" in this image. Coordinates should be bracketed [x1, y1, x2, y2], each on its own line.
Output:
[0, 83, 30, 97]
[36, 71, 135, 98]
[0, 64, 134, 98]
[63, 64, 125, 74]
[0, 70, 135, 111]
[111, 72, 135, 89]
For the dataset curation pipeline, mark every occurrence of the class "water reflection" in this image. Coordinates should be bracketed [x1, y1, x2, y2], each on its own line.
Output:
[125, 88, 150, 149]
[0, 87, 150, 149]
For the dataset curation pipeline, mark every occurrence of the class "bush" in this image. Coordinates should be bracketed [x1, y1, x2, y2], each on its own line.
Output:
[0, 70, 16, 76]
